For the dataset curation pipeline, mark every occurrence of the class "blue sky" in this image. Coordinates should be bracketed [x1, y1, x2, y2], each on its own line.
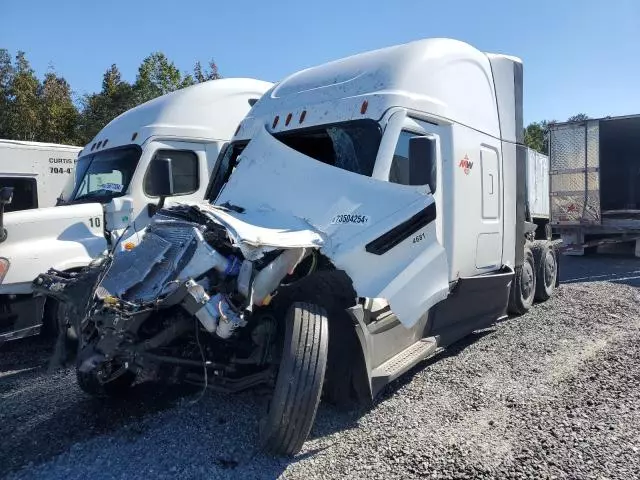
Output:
[2, 0, 639, 124]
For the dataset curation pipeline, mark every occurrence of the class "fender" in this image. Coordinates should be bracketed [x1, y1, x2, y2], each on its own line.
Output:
[0, 204, 107, 294]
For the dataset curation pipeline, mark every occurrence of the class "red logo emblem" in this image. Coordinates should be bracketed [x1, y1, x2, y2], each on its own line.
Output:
[459, 155, 473, 175]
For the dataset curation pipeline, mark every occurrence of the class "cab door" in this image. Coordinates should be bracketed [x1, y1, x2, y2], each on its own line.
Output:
[360, 115, 450, 328]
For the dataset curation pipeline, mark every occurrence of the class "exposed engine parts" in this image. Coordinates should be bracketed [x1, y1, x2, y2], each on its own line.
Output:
[32, 204, 326, 390]
[182, 280, 246, 339]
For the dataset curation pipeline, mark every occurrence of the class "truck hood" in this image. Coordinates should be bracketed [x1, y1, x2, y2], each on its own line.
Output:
[0, 204, 108, 293]
[195, 125, 449, 327]
[211, 125, 429, 254]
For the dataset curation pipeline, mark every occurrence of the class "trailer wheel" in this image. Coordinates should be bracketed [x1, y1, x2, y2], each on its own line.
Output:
[75, 346, 136, 398]
[534, 243, 557, 302]
[259, 302, 329, 456]
[508, 246, 536, 315]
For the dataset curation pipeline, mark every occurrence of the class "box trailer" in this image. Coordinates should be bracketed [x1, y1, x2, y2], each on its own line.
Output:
[526, 147, 551, 239]
[0, 140, 81, 212]
[549, 115, 640, 256]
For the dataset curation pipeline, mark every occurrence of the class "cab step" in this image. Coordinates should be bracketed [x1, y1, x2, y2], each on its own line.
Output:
[371, 337, 438, 387]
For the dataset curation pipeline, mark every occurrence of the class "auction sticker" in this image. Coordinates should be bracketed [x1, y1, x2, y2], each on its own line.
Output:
[99, 183, 123, 192]
[330, 214, 370, 225]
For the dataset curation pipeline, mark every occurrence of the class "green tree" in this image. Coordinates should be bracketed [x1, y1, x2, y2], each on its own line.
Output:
[0, 48, 14, 138]
[6, 51, 41, 141]
[193, 60, 222, 82]
[524, 122, 545, 153]
[73, 53, 223, 145]
[134, 52, 194, 104]
[567, 113, 589, 122]
[38, 71, 78, 144]
[524, 119, 557, 155]
[77, 64, 136, 144]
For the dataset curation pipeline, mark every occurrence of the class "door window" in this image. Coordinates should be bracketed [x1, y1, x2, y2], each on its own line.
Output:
[0, 177, 38, 211]
[145, 150, 199, 197]
[389, 130, 437, 193]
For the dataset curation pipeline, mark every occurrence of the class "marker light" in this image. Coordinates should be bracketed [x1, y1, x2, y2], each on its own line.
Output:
[124, 241, 135, 251]
[0, 258, 10, 284]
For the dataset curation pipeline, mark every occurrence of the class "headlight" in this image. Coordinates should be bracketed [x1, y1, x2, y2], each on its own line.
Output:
[0, 257, 9, 284]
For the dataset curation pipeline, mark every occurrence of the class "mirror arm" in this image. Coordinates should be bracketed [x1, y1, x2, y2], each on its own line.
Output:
[147, 195, 167, 218]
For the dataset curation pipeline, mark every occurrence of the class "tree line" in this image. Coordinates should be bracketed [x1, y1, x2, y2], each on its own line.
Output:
[524, 113, 590, 155]
[1, 47, 590, 153]
[0, 49, 221, 146]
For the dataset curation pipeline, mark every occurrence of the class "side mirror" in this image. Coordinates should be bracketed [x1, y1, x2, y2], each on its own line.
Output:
[0, 187, 14, 243]
[147, 157, 174, 215]
[408, 136, 437, 191]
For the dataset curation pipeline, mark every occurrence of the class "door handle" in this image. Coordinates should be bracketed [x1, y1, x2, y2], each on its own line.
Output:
[489, 173, 494, 195]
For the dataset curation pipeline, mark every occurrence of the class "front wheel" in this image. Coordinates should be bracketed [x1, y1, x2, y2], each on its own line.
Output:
[259, 302, 329, 456]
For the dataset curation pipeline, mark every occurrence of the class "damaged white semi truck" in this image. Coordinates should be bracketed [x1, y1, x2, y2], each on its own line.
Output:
[0, 79, 272, 342]
[34, 38, 560, 455]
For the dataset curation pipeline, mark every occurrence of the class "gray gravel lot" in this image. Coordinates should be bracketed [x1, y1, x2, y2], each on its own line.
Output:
[1, 253, 640, 479]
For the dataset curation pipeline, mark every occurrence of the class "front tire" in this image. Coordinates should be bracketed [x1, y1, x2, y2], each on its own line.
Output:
[259, 302, 329, 456]
[508, 246, 536, 315]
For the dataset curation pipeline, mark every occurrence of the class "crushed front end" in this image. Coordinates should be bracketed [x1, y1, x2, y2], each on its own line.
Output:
[34, 203, 322, 394]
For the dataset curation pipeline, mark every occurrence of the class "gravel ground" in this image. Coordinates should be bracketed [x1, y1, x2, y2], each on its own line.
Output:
[1, 253, 640, 479]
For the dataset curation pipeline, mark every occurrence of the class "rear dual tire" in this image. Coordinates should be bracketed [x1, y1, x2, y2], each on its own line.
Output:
[508, 243, 558, 315]
[508, 247, 536, 315]
[533, 243, 557, 302]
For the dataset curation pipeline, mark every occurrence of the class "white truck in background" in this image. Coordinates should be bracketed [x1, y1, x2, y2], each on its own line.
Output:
[0, 78, 272, 342]
[34, 38, 560, 455]
[0, 140, 81, 212]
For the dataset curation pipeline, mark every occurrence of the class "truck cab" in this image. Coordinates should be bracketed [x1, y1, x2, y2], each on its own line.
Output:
[33, 38, 559, 456]
[0, 78, 272, 342]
